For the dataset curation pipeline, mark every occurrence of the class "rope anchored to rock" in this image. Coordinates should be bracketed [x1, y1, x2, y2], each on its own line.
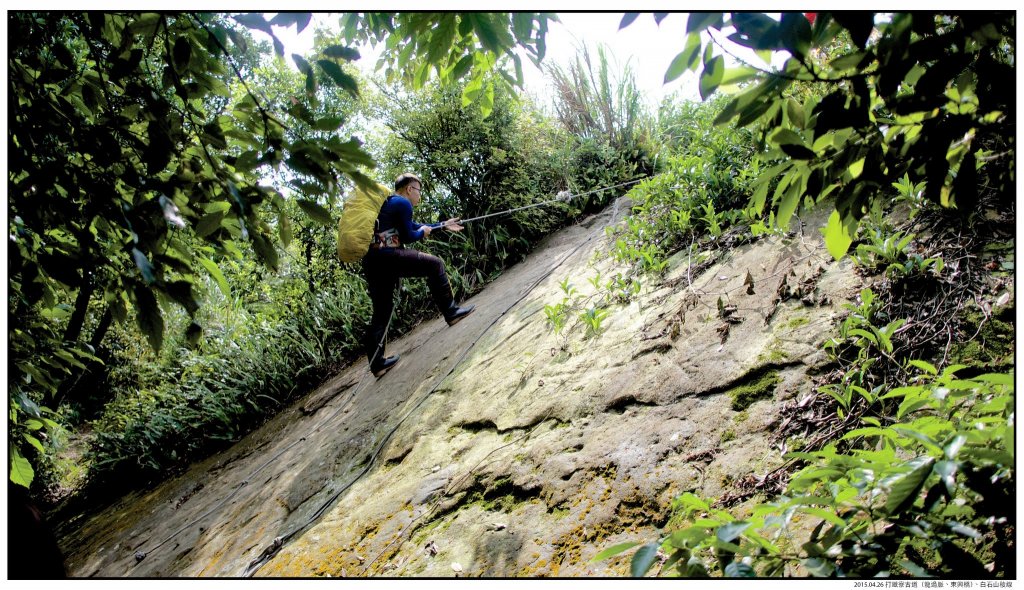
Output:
[436, 177, 645, 227]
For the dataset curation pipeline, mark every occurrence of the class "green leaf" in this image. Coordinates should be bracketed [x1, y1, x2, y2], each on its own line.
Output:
[667, 526, 710, 548]
[127, 13, 162, 36]
[197, 257, 230, 298]
[949, 522, 982, 539]
[775, 176, 802, 230]
[329, 136, 375, 168]
[943, 435, 966, 460]
[822, 210, 856, 259]
[687, 13, 723, 34]
[725, 561, 756, 577]
[133, 284, 164, 353]
[317, 60, 359, 98]
[513, 13, 535, 41]
[781, 143, 816, 160]
[771, 128, 805, 146]
[203, 121, 227, 149]
[672, 33, 704, 83]
[24, 434, 45, 454]
[451, 54, 474, 80]
[885, 457, 935, 516]
[470, 14, 503, 54]
[662, 549, 688, 574]
[233, 13, 272, 35]
[702, 40, 714, 65]
[313, 115, 346, 132]
[185, 321, 203, 348]
[426, 16, 456, 65]
[686, 556, 710, 577]
[848, 157, 865, 179]
[9, 445, 34, 488]
[165, 280, 199, 315]
[900, 560, 931, 577]
[892, 427, 942, 452]
[907, 359, 938, 375]
[832, 12, 875, 49]
[699, 55, 725, 100]
[590, 541, 639, 563]
[172, 36, 192, 74]
[269, 13, 300, 28]
[830, 50, 868, 71]
[132, 248, 157, 285]
[195, 211, 226, 238]
[779, 12, 812, 60]
[144, 120, 173, 174]
[665, 49, 693, 84]
[719, 66, 758, 87]
[278, 211, 293, 247]
[799, 507, 847, 527]
[250, 232, 279, 271]
[802, 541, 825, 557]
[630, 543, 660, 577]
[296, 199, 333, 226]
[786, 99, 806, 128]
[750, 180, 771, 213]
[619, 13, 640, 30]
[974, 372, 1013, 386]
[292, 53, 312, 75]
[716, 521, 751, 543]
[322, 45, 360, 61]
[479, 80, 495, 118]
[934, 459, 957, 495]
[802, 557, 835, 577]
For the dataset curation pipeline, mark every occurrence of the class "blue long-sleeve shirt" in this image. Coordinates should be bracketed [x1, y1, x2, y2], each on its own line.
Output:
[376, 195, 440, 245]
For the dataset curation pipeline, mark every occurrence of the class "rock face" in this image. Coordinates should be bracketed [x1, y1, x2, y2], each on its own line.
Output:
[59, 199, 862, 577]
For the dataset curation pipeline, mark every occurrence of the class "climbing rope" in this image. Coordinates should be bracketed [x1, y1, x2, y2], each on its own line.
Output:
[436, 177, 645, 227]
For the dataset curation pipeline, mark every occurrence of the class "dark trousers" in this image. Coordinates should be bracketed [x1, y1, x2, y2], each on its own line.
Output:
[362, 247, 455, 367]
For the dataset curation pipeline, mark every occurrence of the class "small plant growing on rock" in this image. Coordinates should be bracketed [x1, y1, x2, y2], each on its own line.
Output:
[579, 307, 609, 338]
[544, 302, 569, 335]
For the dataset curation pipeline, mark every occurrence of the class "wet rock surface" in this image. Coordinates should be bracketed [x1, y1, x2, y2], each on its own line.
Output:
[59, 200, 861, 577]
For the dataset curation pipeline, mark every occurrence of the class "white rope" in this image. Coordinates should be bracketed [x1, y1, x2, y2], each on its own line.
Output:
[438, 177, 646, 227]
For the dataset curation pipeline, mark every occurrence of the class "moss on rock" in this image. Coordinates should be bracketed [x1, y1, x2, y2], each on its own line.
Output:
[949, 305, 1014, 372]
[727, 370, 781, 411]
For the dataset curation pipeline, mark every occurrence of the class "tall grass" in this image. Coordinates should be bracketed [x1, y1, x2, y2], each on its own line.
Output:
[547, 44, 646, 149]
[86, 267, 371, 484]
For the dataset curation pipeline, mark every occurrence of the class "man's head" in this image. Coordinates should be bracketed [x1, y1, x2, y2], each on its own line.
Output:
[395, 173, 423, 206]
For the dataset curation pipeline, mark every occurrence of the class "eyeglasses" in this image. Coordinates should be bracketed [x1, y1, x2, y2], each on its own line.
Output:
[409, 185, 421, 194]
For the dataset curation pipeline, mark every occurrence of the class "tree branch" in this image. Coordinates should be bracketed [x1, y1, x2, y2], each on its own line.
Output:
[706, 27, 878, 85]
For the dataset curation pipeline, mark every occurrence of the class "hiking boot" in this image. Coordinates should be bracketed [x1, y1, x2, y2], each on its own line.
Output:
[445, 304, 475, 326]
[371, 355, 400, 378]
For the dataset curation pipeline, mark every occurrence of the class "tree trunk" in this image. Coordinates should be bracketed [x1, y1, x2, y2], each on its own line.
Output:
[54, 305, 112, 407]
[89, 306, 113, 351]
[62, 271, 93, 343]
[304, 227, 315, 294]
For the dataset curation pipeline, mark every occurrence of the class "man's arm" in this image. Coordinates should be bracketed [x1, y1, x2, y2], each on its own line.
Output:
[392, 197, 427, 243]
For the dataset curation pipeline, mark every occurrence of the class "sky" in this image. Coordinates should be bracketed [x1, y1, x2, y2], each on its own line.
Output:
[264, 12, 715, 107]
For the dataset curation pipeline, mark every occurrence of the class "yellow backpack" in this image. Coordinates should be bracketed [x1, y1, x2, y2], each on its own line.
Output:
[336, 182, 391, 263]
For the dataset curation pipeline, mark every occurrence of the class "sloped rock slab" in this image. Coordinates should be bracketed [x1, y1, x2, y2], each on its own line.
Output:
[60, 201, 861, 578]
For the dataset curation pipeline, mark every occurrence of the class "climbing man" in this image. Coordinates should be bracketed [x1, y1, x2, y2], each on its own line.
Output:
[363, 173, 475, 377]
